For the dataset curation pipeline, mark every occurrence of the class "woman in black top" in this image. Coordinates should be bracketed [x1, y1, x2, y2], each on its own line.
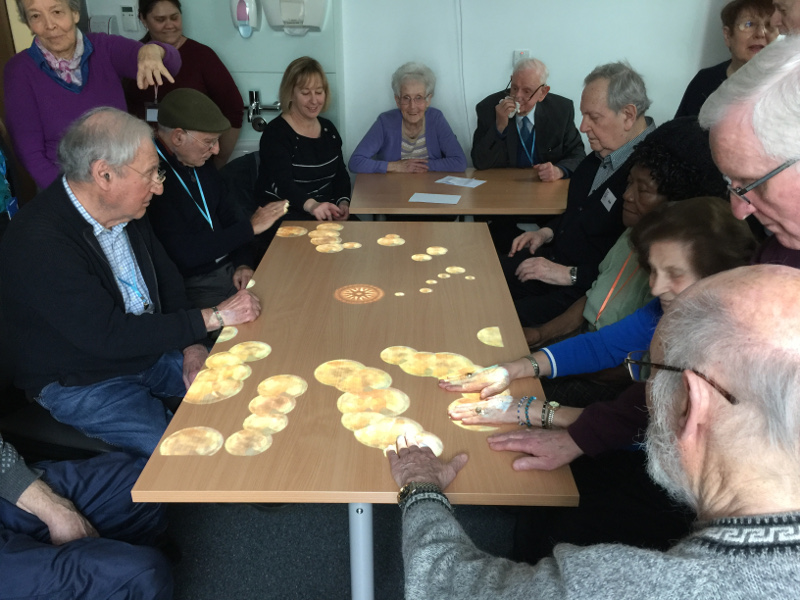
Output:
[256, 56, 351, 222]
[675, 0, 777, 118]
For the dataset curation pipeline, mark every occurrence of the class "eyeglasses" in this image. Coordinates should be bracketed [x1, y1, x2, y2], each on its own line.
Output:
[735, 19, 774, 33]
[505, 78, 545, 103]
[185, 131, 221, 151]
[624, 350, 739, 405]
[398, 94, 431, 106]
[126, 164, 166, 185]
[724, 158, 798, 205]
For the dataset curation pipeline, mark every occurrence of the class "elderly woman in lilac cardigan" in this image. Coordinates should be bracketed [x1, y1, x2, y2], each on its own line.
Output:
[348, 62, 467, 174]
[4, 0, 180, 188]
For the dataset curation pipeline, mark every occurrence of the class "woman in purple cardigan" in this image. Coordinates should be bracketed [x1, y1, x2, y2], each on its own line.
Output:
[348, 62, 467, 174]
[4, 0, 180, 188]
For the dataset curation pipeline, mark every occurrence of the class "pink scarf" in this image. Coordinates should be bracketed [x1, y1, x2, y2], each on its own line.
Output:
[35, 29, 84, 87]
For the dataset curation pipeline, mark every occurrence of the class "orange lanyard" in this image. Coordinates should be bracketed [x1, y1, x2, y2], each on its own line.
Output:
[594, 251, 639, 325]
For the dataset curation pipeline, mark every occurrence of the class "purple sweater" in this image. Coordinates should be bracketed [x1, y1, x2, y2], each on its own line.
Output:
[348, 107, 467, 173]
[4, 32, 180, 188]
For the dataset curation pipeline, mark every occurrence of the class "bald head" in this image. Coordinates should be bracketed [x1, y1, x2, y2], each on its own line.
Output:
[646, 264, 800, 514]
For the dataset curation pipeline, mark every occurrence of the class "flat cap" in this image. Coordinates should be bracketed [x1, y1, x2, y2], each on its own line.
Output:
[158, 88, 231, 133]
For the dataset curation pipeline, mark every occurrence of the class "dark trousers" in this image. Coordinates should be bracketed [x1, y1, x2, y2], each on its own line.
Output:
[0, 452, 173, 599]
[501, 253, 586, 327]
[512, 450, 695, 564]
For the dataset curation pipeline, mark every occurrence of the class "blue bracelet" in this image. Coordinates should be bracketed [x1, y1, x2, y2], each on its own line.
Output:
[524, 396, 536, 428]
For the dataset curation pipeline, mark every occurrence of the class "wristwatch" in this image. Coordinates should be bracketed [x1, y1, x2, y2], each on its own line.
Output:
[397, 481, 453, 513]
[397, 481, 441, 505]
[544, 400, 561, 429]
[569, 266, 578, 286]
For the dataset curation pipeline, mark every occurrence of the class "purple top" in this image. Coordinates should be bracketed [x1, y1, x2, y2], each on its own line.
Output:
[348, 107, 467, 173]
[4, 32, 180, 188]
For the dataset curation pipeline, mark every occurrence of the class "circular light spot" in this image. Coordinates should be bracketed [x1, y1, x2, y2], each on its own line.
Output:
[334, 284, 385, 304]
[438, 273, 451, 279]
[411, 254, 432, 262]
[275, 226, 308, 237]
[342, 242, 362, 249]
[425, 279, 438, 285]
[394, 292, 405, 297]
[426, 246, 448, 255]
[465, 275, 476, 280]
[316, 243, 344, 253]
[420, 288, 433, 294]
[445, 266, 466, 274]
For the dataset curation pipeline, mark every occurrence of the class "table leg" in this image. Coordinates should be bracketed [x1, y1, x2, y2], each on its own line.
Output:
[348, 502, 374, 600]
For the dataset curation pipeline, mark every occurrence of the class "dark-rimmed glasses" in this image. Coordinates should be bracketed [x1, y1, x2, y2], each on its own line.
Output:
[724, 158, 798, 205]
[505, 77, 545, 103]
[126, 164, 166, 185]
[624, 350, 739, 405]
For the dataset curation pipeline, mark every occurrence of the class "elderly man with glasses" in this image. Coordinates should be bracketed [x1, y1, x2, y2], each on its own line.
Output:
[388, 263, 800, 600]
[0, 107, 262, 457]
[150, 88, 287, 308]
[700, 35, 800, 269]
[471, 57, 585, 178]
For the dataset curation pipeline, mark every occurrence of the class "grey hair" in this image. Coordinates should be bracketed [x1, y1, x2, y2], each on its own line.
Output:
[16, 0, 80, 24]
[391, 62, 436, 97]
[585, 61, 651, 116]
[699, 35, 800, 163]
[58, 107, 154, 182]
[512, 58, 549, 85]
[651, 286, 800, 460]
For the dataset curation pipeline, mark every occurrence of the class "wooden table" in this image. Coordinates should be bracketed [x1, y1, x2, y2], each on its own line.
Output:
[133, 221, 577, 598]
[349, 167, 569, 216]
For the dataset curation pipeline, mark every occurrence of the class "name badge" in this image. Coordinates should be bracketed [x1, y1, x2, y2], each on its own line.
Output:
[144, 102, 159, 123]
[600, 189, 617, 212]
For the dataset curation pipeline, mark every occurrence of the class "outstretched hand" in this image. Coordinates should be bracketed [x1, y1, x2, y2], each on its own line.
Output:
[487, 428, 583, 471]
[387, 434, 468, 490]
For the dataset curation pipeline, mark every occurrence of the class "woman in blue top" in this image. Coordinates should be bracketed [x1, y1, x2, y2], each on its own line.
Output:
[348, 62, 466, 174]
[445, 197, 756, 425]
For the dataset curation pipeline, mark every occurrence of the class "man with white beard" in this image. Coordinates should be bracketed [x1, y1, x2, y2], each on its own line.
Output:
[387, 264, 800, 600]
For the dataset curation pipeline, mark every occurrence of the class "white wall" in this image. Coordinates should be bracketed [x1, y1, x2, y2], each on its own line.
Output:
[81, 0, 732, 165]
[341, 0, 731, 165]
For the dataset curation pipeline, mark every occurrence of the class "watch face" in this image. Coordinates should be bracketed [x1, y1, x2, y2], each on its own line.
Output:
[398, 485, 413, 502]
[548, 401, 560, 409]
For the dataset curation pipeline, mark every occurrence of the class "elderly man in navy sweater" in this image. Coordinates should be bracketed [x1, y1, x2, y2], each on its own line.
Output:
[149, 88, 286, 307]
[0, 107, 261, 457]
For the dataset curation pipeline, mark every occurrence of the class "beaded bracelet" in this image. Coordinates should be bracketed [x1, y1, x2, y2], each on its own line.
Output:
[516, 397, 526, 426]
[524, 395, 536, 428]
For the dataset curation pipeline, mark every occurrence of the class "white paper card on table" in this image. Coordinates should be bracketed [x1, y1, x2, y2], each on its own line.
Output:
[435, 176, 486, 188]
[408, 193, 461, 205]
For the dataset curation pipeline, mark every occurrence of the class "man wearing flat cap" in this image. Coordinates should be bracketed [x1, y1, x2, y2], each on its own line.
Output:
[0, 106, 262, 457]
[151, 88, 286, 307]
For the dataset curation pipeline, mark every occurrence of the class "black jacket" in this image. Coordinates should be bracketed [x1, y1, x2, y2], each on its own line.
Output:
[471, 90, 585, 172]
[0, 179, 207, 397]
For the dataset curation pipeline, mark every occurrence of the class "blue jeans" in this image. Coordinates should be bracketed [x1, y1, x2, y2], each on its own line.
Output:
[37, 351, 186, 457]
[0, 452, 173, 599]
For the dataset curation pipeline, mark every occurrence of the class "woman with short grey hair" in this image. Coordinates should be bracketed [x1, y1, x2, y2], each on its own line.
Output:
[349, 61, 466, 173]
[4, 0, 180, 189]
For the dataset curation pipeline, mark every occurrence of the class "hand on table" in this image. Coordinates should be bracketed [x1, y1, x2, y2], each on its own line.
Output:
[307, 200, 343, 221]
[136, 44, 175, 89]
[487, 428, 583, 471]
[182, 343, 209, 388]
[334, 201, 350, 221]
[447, 395, 516, 425]
[232, 266, 254, 291]
[515, 257, 572, 285]
[508, 227, 553, 257]
[387, 434, 468, 489]
[251, 201, 288, 235]
[387, 159, 428, 174]
[533, 162, 564, 182]
[438, 364, 511, 398]
[211, 289, 261, 329]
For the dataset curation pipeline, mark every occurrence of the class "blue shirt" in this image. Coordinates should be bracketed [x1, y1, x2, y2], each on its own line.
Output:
[63, 177, 153, 315]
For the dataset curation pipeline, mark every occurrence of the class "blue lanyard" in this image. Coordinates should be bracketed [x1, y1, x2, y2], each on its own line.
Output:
[116, 273, 150, 312]
[156, 147, 214, 230]
[515, 118, 536, 166]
